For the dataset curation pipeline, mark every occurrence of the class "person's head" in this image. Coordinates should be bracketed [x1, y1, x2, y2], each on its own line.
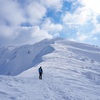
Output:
[40, 66, 42, 68]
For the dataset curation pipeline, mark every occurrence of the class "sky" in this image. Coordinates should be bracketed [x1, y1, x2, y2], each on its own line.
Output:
[0, 0, 100, 47]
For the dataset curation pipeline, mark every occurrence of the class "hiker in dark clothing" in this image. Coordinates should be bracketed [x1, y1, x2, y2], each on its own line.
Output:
[38, 66, 43, 79]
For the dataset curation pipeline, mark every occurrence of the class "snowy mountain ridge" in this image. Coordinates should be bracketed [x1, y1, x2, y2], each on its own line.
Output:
[0, 38, 100, 76]
[0, 38, 56, 75]
[0, 38, 100, 100]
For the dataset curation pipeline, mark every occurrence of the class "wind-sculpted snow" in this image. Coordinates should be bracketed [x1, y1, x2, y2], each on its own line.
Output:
[0, 39, 55, 75]
[0, 38, 100, 100]
[56, 40, 100, 52]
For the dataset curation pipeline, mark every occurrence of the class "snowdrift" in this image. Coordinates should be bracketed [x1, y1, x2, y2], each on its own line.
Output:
[0, 38, 100, 100]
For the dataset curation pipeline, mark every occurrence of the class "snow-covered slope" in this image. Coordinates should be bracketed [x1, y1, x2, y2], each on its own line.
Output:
[0, 39, 55, 75]
[0, 38, 100, 100]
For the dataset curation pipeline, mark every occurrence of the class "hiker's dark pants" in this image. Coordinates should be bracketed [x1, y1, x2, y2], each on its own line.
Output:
[39, 73, 42, 79]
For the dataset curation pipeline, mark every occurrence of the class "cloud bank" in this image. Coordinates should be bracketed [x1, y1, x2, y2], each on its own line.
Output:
[0, 0, 100, 46]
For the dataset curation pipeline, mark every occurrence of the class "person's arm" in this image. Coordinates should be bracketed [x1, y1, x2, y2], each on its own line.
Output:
[38, 68, 39, 73]
[42, 69, 43, 74]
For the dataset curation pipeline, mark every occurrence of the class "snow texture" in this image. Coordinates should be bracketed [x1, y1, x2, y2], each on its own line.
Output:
[0, 38, 100, 100]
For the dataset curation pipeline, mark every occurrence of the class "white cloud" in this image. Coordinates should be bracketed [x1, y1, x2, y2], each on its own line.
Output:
[63, 0, 100, 28]
[0, 0, 25, 38]
[62, 0, 100, 46]
[0, 24, 14, 38]
[79, 0, 100, 35]
[63, 7, 91, 27]
[0, 0, 63, 37]
[78, 0, 100, 35]
[0, 0, 63, 46]
[93, 37, 98, 41]
[80, 0, 100, 14]
[64, 0, 76, 2]
[90, 14, 100, 35]
[1, 0, 99, 46]
[26, 2, 46, 24]
[0, 26, 14, 38]
[40, 0, 63, 11]
[77, 34, 89, 41]
[92, 24, 100, 34]
[0, 22, 19, 38]
[31, 18, 63, 40]
[31, 26, 53, 39]
[0, 0, 25, 26]
[42, 18, 63, 33]
[72, 31, 99, 44]
[5, 26, 53, 46]
[0, 0, 47, 40]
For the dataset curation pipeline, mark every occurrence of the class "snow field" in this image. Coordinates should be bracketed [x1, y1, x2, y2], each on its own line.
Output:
[0, 38, 100, 100]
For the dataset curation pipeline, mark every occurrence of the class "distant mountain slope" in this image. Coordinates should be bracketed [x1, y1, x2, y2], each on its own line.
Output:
[0, 38, 100, 76]
[0, 39, 56, 75]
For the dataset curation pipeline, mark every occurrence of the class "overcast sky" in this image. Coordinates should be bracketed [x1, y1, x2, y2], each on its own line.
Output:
[0, 0, 100, 47]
